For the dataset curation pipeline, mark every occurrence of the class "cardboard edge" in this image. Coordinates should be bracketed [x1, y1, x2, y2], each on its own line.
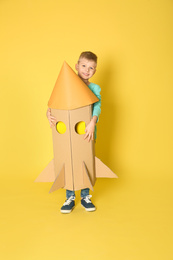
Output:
[95, 157, 118, 178]
[35, 159, 55, 182]
[49, 164, 65, 193]
[82, 161, 94, 191]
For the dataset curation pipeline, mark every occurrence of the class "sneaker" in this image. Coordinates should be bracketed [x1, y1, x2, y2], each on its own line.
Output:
[81, 195, 96, 212]
[60, 196, 75, 213]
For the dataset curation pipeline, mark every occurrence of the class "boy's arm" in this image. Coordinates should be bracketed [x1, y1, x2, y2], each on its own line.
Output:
[46, 108, 57, 128]
[84, 84, 101, 142]
[84, 115, 98, 142]
[92, 86, 101, 122]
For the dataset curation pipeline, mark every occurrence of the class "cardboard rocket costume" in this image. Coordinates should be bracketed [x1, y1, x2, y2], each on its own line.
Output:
[35, 62, 117, 193]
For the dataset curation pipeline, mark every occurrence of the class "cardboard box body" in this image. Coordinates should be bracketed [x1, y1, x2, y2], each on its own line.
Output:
[51, 105, 95, 191]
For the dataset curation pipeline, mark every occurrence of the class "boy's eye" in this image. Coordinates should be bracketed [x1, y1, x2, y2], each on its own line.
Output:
[82, 65, 85, 67]
[90, 67, 94, 70]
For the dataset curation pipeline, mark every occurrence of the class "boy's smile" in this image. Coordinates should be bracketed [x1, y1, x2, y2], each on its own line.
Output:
[75, 58, 97, 85]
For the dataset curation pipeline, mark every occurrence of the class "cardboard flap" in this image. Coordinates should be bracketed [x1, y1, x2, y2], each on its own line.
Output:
[82, 162, 94, 191]
[49, 164, 65, 193]
[95, 157, 118, 178]
[35, 159, 55, 182]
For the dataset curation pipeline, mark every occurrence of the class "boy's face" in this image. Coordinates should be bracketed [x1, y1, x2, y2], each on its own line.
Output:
[75, 58, 97, 81]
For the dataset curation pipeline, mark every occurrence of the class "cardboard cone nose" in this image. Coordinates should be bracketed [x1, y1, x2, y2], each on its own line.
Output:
[48, 61, 99, 110]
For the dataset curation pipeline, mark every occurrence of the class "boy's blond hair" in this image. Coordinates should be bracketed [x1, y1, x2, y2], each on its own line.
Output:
[78, 51, 97, 64]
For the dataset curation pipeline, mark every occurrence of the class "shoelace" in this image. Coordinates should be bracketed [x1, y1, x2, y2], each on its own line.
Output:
[83, 195, 92, 203]
[63, 196, 75, 206]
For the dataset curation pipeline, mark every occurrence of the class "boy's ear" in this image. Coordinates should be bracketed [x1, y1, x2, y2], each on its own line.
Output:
[75, 63, 78, 71]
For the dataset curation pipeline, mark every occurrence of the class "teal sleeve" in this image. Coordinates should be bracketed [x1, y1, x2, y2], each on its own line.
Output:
[92, 85, 101, 121]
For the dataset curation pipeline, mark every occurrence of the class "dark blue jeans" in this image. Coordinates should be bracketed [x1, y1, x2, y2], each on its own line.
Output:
[66, 188, 89, 199]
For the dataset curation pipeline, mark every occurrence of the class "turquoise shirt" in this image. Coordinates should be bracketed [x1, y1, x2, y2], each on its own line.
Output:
[88, 83, 101, 139]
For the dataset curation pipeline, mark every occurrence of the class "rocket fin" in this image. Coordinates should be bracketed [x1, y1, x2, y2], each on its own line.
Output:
[95, 157, 118, 178]
[82, 162, 94, 191]
[49, 164, 65, 193]
[35, 159, 55, 182]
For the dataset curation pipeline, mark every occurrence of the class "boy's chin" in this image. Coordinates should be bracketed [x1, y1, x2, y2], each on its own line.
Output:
[79, 75, 89, 81]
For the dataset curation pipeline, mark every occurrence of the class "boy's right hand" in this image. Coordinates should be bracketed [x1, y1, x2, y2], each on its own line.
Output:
[46, 108, 57, 128]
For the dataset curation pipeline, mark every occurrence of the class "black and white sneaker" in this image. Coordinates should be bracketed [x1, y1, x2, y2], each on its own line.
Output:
[81, 195, 96, 212]
[60, 196, 75, 214]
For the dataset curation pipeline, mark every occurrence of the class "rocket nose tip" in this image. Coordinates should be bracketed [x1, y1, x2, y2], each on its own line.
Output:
[62, 60, 70, 69]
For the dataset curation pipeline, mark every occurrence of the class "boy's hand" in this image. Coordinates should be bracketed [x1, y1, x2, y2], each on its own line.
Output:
[84, 116, 97, 142]
[46, 108, 57, 128]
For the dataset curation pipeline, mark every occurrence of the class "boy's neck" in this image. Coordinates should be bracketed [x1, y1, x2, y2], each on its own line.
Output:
[78, 75, 90, 86]
[83, 79, 90, 86]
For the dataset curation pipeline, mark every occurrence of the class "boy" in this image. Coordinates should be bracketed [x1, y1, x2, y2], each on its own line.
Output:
[47, 51, 101, 213]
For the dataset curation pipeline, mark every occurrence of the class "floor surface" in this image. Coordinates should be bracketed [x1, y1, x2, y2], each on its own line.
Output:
[1, 174, 172, 260]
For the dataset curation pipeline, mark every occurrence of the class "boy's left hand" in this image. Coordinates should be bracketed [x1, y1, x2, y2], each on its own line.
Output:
[84, 116, 97, 142]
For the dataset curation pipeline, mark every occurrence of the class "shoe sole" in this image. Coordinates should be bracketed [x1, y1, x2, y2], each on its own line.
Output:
[60, 206, 75, 214]
[81, 205, 96, 212]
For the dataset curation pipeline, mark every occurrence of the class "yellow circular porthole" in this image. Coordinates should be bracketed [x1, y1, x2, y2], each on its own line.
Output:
[56, 121, 66, 134]
[75, 121, 86, 135]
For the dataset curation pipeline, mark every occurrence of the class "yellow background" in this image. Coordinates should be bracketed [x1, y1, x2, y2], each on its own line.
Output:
[0, 0, 173, 259]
